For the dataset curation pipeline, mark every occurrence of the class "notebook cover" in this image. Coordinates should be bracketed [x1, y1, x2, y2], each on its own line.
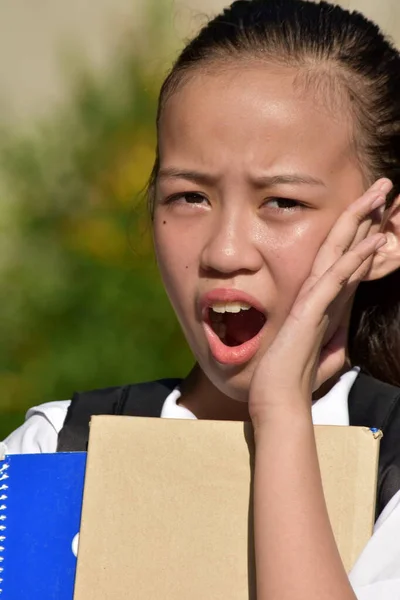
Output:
[74, 417, 380, 600]
[0, 452, 86, 599]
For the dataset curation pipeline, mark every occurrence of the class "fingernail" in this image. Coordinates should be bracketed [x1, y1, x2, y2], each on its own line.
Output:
[371, 194, 386, 210]
[371, 179, 387, 191]
[375, 235, 388, 249]
[379, 179, 393, 193]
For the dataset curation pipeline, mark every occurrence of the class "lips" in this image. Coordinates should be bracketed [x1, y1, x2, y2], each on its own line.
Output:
[200, 288, 267, 366]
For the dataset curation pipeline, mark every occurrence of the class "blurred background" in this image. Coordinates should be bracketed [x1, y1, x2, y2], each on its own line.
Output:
[0, 0, 399, 439]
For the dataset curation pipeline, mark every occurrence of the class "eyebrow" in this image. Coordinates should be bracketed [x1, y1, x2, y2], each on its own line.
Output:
[157, 167, 326, 188]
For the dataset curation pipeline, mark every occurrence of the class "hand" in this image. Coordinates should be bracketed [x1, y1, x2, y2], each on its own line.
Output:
[249, 178, 392, 427]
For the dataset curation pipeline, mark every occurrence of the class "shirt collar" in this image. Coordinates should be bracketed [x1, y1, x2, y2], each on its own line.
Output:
[311, 367, 359, 426]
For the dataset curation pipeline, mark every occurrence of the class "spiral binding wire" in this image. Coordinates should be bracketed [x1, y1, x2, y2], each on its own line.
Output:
[0, 459, 9, 595]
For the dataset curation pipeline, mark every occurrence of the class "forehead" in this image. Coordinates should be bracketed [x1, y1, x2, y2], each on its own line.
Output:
[159, 65, 357, 183]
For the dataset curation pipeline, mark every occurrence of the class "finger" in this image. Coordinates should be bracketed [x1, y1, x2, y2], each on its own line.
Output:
[258, 230, 382, 395]
[279, 233, 386, 384]
[345, 179, 391, 248]
[299, 233, 387, 327]
[311, 178, 392, 280]
[346, 232, 388, 287]
[318, 229, 383, 352]
[312, 179, 391, 278]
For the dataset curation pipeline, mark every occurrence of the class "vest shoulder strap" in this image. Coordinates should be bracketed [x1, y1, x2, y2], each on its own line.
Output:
[56, 378, 180, 452]
[348, 371, 400, 518]
[348, 371, 400, 430]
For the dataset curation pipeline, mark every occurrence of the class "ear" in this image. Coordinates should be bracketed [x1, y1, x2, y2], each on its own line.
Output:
[364, 194, 400, 281]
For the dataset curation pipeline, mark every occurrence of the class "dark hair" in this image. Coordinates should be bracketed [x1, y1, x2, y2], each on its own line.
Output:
[150, 0, 400, 386]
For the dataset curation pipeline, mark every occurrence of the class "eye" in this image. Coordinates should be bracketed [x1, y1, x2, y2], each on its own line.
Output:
[165, 192, 208, 206]
[263, 197, 304, 212]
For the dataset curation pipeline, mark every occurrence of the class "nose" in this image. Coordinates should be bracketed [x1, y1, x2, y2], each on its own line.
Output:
[200, 209, 263, 277]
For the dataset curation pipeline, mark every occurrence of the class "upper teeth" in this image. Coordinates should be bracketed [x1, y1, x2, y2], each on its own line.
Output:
[211, 302, 251, 314]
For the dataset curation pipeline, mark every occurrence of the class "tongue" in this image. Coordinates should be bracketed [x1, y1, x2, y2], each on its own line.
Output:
[224, 308, 265, 346]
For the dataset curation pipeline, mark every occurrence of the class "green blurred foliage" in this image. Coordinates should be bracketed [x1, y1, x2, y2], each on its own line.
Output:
[0, 3, 193, 439]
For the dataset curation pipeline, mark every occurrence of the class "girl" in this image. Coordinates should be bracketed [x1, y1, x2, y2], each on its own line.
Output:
[4, 0, 400, 597]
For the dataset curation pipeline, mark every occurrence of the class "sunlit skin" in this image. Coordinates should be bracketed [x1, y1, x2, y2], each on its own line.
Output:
[152, 64, 372, 420]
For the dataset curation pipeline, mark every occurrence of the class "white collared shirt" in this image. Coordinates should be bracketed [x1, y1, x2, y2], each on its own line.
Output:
[3, 368, 400, 598]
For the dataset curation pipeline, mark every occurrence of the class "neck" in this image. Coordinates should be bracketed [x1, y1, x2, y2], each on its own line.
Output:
[179, 365, 251, 421]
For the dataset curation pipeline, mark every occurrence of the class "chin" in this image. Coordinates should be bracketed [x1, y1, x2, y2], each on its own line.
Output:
[203, 358, 256, 403]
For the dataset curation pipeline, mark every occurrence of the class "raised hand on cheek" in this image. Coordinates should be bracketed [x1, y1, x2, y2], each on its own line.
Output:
[249, 178, 393, 428]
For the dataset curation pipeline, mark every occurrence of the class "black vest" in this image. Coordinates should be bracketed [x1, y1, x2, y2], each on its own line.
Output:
[57, 372, 400, 520]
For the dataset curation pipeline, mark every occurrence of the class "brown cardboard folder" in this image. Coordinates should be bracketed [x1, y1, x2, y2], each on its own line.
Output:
[73, 416, 380, 599]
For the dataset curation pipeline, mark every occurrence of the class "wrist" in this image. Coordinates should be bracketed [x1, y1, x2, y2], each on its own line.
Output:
[250, 396, 313, 437]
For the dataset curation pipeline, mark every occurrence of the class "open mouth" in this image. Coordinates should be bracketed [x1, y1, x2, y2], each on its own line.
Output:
[207, 302, 266, 347]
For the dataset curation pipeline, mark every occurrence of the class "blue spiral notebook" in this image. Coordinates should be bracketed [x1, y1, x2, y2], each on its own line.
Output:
[0, 452, 86, 599]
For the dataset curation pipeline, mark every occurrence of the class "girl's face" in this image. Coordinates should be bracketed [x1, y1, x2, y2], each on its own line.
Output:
[153, 64, 366, 401]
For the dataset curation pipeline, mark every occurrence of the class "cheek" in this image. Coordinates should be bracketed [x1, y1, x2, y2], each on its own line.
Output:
[263, 220, 330, 310]
[153, 218, 198, 307]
